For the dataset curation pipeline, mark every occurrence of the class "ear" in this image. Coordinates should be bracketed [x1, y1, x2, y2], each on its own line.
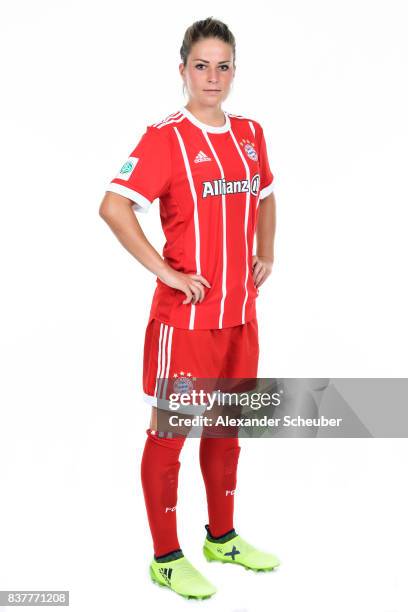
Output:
[178, 62, 185, 77]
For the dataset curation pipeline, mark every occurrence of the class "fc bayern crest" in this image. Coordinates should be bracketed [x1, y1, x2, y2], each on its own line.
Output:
[172, 371, 194, 394]
[240, 138, 258, 161]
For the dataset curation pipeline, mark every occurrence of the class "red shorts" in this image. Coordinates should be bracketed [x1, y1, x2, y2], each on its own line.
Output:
[142, 317, 259, 407]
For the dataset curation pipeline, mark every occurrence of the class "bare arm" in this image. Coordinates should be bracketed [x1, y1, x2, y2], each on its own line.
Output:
[99, 191, 210, 304]
[253, 191, 276, 288]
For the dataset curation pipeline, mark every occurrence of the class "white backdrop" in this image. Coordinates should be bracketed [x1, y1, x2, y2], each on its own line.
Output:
[1, 1, 407, 611]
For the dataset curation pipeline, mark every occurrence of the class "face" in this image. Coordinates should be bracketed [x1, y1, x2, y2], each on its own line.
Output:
[179, 37, 235, 107]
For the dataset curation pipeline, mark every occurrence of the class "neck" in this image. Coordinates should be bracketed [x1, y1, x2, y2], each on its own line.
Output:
[184, 101, 225, 127]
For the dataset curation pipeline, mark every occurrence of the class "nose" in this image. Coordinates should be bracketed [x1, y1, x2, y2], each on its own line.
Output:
[207, 68, 219, 83]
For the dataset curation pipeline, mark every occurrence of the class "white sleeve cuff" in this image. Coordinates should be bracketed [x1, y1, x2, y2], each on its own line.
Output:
[259, 180, 275, 199]
[106, 183, 153, 213]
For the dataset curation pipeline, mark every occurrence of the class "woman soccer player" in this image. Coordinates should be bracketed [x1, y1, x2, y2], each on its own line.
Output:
[99, 16, 279, 600]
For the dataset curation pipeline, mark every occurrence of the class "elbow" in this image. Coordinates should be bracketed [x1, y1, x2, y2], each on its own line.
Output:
[99, 191, 133, 222]
[99, 192, 116, 222]
[99, 201, 110, 220]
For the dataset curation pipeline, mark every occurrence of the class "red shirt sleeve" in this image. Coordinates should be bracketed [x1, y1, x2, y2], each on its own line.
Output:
[257, 123, 275, 199]
[106, 126, 171, 213]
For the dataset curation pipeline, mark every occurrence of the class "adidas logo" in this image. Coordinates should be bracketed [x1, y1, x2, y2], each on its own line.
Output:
[194, 150, 212, 163]
[158, 567, 173, 585]
[224, 545, 240, 561]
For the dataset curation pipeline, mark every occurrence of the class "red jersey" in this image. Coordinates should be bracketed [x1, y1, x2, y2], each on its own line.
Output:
[107, 106, 275, 330]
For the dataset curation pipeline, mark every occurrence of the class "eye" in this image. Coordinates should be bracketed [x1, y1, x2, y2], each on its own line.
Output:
[194, 64, 230, 70]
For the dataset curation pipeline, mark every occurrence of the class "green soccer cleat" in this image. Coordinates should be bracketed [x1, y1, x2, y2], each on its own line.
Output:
[149, 554, 217, 600]
[203, 525, 280, 572]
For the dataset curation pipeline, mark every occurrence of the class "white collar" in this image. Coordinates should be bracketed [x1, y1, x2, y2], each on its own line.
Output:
[179, 105, 231, 133]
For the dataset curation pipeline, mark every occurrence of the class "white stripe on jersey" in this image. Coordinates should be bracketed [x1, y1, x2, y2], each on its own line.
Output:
[153, 111, 183, 128]
[173, 127, 201, 330]
[229, 128, 251, 325]
[202, 130, 227, 329]
[248, 120, 256, 137]
[157, 114, 186, 129]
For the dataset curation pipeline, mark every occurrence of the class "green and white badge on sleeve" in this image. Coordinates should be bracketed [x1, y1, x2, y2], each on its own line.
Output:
[116, 157, 138, 181]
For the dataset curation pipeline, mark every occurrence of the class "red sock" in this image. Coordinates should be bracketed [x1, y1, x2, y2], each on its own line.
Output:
[199, 434, 241, 538]
[140, 429, 186, 557]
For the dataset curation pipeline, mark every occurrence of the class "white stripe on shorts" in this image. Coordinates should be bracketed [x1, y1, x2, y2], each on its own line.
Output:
[153, 323, 174, 401]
